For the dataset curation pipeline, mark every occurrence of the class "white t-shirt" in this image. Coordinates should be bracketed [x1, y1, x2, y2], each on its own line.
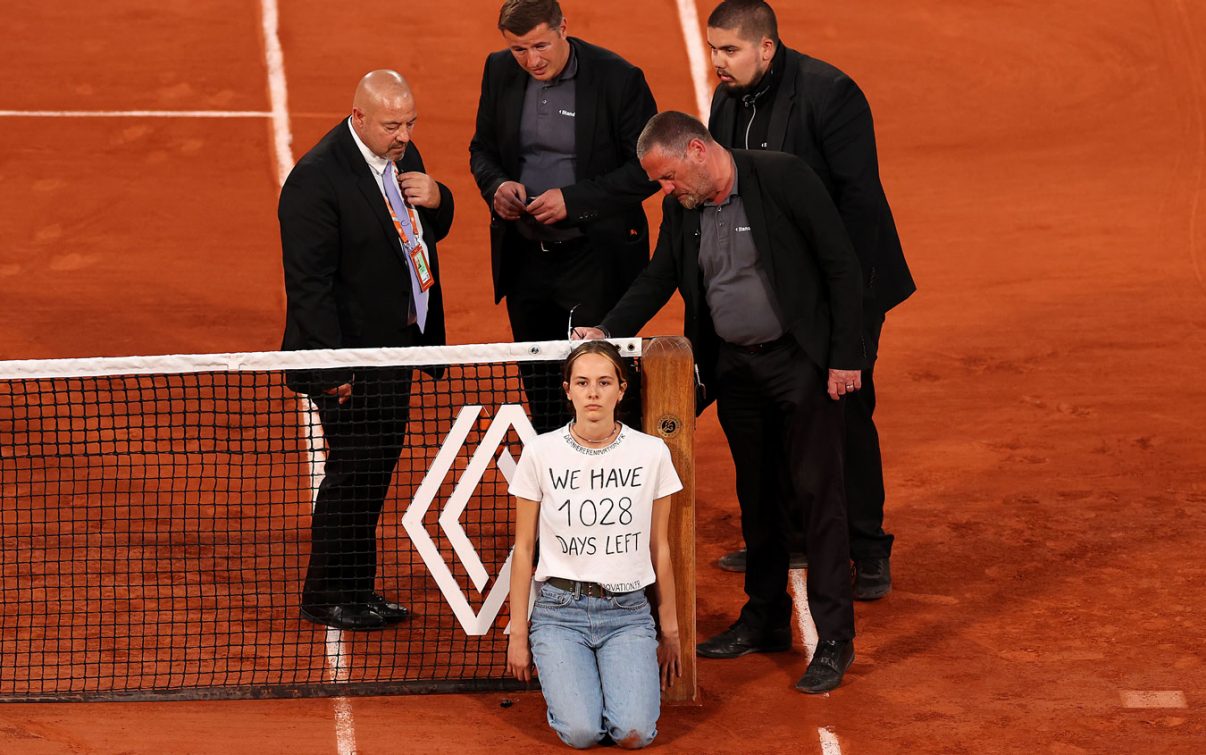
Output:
[508, 423, 683, 593]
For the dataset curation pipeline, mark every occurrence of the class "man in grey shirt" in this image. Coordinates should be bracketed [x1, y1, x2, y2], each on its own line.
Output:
[470, 0, 657, 432]
[513, 47, 581, 244]
[580, 111, 864, 694]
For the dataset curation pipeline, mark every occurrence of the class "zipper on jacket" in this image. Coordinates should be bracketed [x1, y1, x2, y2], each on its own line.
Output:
[743, 102, 757, 149]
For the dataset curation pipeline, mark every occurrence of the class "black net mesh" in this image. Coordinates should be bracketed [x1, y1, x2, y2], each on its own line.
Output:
[0, 344, 642, 701]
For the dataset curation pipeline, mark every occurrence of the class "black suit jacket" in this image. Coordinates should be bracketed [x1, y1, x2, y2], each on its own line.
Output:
[600, 150, 863, 405]
[279, 119, 454, 393]
[710, 44, 914, 314]
[469, 37, 657, 303]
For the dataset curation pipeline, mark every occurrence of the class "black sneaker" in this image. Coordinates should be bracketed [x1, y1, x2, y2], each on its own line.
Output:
[795, 639, 854, 693]
[853, 558, 891, 601]
[300, 603, 388, 631]
[696, 621, 792, 658]
[366, 592, 410, 624]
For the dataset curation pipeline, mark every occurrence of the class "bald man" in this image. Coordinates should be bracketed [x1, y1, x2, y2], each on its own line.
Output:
[280, 70, 454, 631]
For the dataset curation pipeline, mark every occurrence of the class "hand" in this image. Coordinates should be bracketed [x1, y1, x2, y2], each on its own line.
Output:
[398, 171, 441, 209]
[323, 382, 352, 405]
[570, 326, 607, 341]
[657, 631, 682, 690]
[506, 634, 534, 682]
[526, 188, 568, 224]
[493, 181, 528, 221]
[827, 369, 862, 401]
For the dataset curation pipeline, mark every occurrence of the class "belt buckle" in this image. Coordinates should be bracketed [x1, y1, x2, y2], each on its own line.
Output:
[539, 240, 553, 253]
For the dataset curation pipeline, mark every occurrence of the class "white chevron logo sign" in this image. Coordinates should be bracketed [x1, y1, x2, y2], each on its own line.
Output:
[401, 404, 537, 635]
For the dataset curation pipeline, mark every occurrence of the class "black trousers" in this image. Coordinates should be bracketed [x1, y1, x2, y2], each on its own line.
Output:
[302, 368, 413, 607]
[777, 313, 893, 560]
[505, 238, 637, 433]
[714, 340, 855, 643]
[846, 312, 893, 560]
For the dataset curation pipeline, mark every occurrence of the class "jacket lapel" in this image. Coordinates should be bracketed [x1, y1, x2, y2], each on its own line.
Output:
[335, 122, 407, 259]
[737, 152, 778, 288]
[766, 52, 797, 152]
[709, 92, 738, 145]
[682, 208, 702, 314]
[571, 40, 596, 172]
[499, 64, 527, 177]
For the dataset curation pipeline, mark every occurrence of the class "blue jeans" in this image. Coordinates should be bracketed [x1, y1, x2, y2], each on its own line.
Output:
[529, 582, 660, 749]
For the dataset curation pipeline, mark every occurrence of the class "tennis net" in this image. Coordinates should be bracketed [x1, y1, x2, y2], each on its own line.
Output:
[0, 338, 684, 702]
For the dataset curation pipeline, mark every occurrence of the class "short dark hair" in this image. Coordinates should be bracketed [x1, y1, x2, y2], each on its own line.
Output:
[707, 0, 779, 44]
[498, 0, 564, 36]
[637, 111, 714, 159]
[563, 341, 629, 386]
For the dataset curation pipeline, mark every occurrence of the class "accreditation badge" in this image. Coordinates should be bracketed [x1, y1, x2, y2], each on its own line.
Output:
[409, 241, 435, 292]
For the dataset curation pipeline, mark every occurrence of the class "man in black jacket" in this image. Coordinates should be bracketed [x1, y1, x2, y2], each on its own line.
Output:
[279, 70, 453, 631]
[578, 112, 863, 693]
[469, 0, 657, 432]
[706, 0, 916, 599]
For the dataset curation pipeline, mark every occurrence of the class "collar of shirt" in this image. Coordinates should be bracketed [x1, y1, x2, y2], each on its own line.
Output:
[704, 155, 740, 208]
[346, 116, 391, 179]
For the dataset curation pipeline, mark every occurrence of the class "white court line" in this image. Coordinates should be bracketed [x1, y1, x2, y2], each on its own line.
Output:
[326, 628, 351, 683]
[332, 696, 359, 755]
[790, 570, 841, 755]
[789, 569, 819, 662]
[1120, 690, 1188, 709]
[818, 726, 843, 754]
[674, 0, 713, 121]
[0, 109, 271, 118]
[259, 0, 353, 751]
[260, 0, 294, 186]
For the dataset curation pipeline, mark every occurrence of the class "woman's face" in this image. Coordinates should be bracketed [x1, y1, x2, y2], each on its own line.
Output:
[564, 353, 626, 424]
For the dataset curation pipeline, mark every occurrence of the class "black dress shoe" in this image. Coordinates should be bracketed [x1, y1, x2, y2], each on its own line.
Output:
[853, 558, 891, 601]
[697, 621, 792, 658]
[795, 640, 854, 694]
[300, 603, 388, 631]
[366, 592, 410, 624]
[716, 548, 809, 573]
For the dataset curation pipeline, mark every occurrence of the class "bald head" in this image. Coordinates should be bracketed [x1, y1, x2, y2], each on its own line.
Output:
[353, 70, 412, 112]
[351, 70, 418, 161]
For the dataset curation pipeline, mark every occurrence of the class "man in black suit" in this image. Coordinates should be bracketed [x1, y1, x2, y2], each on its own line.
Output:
[706, 0, 916, 599]
[469, 0, 657, 432]
[279, 70, 453, 631]
[576, 112, 863, 693]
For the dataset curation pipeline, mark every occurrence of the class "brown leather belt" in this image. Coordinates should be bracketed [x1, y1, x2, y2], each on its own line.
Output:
[545, 576, 637, 598]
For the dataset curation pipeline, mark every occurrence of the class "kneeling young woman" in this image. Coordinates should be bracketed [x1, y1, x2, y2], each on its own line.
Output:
[507, 341, 683, 749]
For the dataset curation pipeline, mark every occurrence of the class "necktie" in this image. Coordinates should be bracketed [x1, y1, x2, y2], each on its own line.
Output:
[381, 162, 430, 333]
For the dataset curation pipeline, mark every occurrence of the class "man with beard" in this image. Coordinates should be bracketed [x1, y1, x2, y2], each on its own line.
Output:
[706, 0, 915, 600]
[577, 111, 864, 693]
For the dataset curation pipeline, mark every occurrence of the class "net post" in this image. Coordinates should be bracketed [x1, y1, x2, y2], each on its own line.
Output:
[640, 336, 698, 704]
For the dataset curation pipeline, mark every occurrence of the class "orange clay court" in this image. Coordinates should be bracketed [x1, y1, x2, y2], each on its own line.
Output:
[1, 0, 1205, 752]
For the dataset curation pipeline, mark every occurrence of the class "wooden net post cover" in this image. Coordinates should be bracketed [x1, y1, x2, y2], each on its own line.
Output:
[640, 336, 698, 704]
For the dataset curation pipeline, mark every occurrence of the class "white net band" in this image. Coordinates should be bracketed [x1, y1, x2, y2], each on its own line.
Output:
[0, 339, 643, 380]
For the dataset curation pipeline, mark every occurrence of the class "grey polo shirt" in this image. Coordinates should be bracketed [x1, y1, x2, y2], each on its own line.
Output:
[516, 49, 582, 242]
[698, 164, 786, 345]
